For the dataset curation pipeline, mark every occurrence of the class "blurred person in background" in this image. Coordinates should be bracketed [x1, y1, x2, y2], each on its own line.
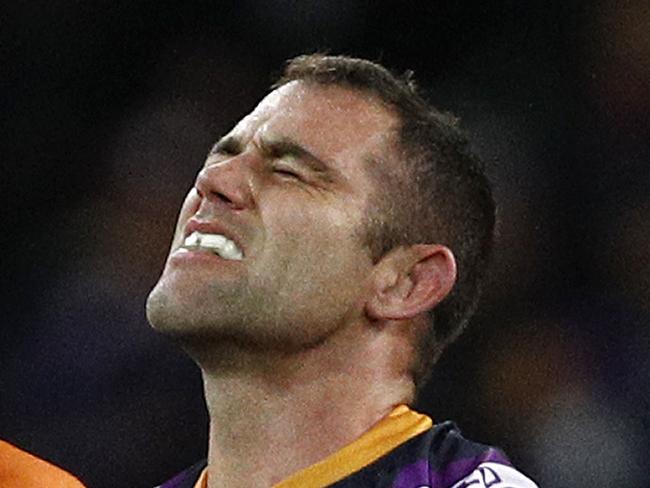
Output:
[146, 54, 538, 488]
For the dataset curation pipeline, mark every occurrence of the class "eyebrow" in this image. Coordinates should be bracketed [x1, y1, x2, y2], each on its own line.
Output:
[209, 136, 242, 156]
[210, 133, 333, 175]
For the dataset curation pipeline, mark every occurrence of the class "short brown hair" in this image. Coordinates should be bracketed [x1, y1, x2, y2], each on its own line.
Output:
[274, 54, 496, 390]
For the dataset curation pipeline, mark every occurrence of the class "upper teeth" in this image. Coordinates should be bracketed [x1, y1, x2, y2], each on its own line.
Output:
[182, 231, 243, 260]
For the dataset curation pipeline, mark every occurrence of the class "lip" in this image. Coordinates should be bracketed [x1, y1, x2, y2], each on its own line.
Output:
[182, 218, 246, 257]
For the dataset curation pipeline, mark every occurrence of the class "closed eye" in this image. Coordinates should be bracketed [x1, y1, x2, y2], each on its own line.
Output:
[273, 167, 300, 179]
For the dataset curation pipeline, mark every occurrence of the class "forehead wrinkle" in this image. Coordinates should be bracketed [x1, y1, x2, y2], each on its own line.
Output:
[224, 82, 400, 188]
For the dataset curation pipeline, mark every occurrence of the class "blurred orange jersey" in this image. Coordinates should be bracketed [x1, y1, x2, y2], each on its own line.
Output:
[0, 440, 85, 487]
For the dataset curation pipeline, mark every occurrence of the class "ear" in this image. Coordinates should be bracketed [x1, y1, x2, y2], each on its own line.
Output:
[365, 244, 457, 321]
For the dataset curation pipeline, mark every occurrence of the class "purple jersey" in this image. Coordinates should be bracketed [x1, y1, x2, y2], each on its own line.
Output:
[329, 421, 537, 487]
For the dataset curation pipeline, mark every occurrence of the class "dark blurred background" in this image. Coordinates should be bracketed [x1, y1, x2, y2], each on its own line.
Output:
[1, 1, 649, 486]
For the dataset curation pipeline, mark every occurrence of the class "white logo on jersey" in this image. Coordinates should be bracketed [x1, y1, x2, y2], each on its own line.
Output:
[449, 462, 538, 488]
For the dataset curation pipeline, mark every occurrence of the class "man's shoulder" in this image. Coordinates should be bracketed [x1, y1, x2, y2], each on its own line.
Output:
[331, 420, 538, 488]
[427, 421, 538, 488]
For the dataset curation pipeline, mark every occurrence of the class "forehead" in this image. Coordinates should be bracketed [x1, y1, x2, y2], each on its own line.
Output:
[232, 81, 398, 181]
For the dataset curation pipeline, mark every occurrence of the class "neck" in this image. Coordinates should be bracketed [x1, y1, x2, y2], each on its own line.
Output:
[194, 320, 414, 488]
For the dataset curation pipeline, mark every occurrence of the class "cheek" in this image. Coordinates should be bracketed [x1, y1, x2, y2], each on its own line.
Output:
[269, 200, 370, 281]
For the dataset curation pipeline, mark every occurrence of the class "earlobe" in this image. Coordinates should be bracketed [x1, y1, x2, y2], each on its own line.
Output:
[365, 245, 457, 322]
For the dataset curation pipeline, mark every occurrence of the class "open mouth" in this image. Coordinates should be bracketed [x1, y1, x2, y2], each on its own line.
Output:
[181, 231, 244, 261]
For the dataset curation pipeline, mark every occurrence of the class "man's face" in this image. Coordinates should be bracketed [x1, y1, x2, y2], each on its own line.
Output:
[146, 81, 398, 350]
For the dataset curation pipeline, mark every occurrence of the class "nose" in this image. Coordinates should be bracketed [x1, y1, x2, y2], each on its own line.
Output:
[194, 159, 255, 211]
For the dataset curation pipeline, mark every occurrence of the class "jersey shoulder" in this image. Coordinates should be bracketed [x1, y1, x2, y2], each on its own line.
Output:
[332, 420, 538, 488]
[426, 421, 538, 487]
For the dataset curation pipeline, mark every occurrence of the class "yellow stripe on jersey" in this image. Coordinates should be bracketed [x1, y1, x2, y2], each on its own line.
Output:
[276, 404, 432, 487]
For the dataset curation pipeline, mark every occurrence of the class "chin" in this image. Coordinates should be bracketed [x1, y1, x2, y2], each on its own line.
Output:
[145, 275, 352, 353]
[145, 284, 184, 335]
[145, 279, 205, 334]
